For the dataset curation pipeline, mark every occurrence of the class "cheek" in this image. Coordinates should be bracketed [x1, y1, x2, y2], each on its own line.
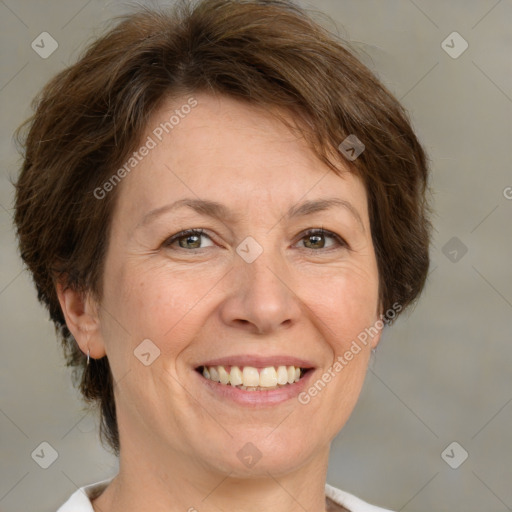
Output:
[308, 266, 380, 352]
[297, 271, 378, 434]
[273, 274, 378, 447]
[103, 264, 216, 357]
[99, 267, 212, 410]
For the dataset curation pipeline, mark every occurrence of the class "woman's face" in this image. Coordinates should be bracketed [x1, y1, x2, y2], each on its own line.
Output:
[94, 93, 381, 477]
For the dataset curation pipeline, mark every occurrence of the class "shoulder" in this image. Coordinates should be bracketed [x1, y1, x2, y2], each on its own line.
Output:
[56, 477, 114, 512]
[325, 483, 395, 512]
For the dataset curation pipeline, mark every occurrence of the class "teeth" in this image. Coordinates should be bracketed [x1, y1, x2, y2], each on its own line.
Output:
[277, 366, 288, 385]
[200, 364, 306, 389]
[287, 366, 295, 384]
[218, 366, 230, 385]
[209, 366, 220, 382]
[230, 366, 243, 386]
[259, 367, 277, 387]
[242, 366, 260, 387]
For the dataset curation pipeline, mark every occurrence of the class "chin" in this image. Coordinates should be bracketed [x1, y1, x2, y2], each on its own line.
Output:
[198, 431, 323, 478]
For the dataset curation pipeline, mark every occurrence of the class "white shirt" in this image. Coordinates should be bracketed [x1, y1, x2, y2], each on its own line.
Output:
[56, 477, 394, 512]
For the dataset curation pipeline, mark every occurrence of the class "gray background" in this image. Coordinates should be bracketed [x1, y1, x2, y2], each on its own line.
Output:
[1, 1, 511, 511]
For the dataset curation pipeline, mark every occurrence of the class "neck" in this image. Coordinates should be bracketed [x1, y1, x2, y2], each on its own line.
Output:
[92, 437, 333, 512]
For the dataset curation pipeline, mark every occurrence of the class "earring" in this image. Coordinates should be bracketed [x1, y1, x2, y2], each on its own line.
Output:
[87, 348, 90, 365]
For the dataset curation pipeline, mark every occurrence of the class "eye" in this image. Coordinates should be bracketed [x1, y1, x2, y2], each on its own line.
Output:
[162, 228, 346, 252]
[296, 228, 346, 250]
[162, 229, 215, 250]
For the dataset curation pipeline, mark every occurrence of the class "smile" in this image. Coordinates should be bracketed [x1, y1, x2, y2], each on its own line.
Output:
[196, 365, 311, 391]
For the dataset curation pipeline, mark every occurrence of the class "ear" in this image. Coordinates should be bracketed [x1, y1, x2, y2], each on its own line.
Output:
[371, 326, 384, 350]
[56, 281, 107, 360]
[371, 303, 385, 350]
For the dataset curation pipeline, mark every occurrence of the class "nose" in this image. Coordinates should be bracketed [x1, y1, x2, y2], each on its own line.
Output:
[218, 250, 302, 335]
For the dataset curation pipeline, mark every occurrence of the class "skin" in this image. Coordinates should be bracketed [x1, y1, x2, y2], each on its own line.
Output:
[57, 92, 383, 512]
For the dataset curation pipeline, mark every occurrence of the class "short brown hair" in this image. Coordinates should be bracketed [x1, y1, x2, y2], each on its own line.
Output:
[14, 0, 431, 456]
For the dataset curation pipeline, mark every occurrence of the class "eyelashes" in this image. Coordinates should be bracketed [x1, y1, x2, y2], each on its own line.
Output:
[298, 228, 347, 250]
[162, 229, 210, 250]
[162, 228, 348, 252]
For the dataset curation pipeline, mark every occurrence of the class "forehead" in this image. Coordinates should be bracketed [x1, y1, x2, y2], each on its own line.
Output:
[112, 92, 368, 225]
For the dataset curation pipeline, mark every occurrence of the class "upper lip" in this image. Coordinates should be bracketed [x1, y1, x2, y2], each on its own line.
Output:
[196, 355, 315, 369]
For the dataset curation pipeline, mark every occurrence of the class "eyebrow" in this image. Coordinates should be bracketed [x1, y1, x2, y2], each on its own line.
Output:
[138, 197, 365, 231]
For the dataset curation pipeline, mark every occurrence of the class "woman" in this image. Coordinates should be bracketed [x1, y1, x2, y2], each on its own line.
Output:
[14, 0, 430, 511]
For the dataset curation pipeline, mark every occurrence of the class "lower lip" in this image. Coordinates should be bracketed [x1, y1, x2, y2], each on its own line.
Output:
[195, 369, 315, 407]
